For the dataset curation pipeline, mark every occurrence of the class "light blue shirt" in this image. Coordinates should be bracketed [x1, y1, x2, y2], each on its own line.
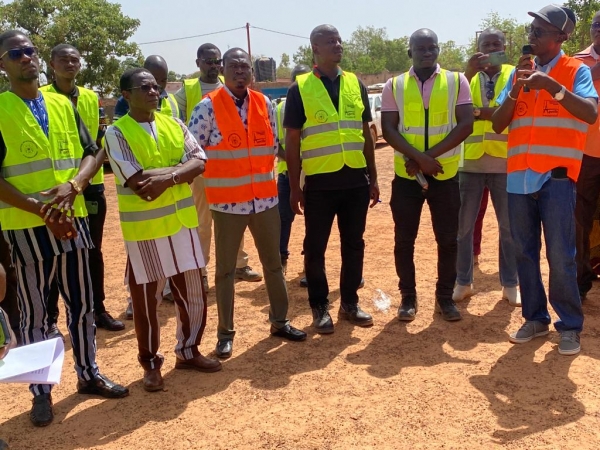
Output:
[497, 51, 598, 194]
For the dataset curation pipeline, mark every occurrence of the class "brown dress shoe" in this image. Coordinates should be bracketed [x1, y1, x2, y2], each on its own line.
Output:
[143, 368, 164, 392]
[175, 354, 222, 373]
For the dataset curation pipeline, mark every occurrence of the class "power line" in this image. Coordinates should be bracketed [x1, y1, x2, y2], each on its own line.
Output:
[138, 26, 245, 45]
[250, 26, 309, 40]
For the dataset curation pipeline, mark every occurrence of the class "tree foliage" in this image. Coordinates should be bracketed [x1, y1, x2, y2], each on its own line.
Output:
[0, 0, 141, 96]
[563, 0, 600, 54]
[276, 52, 291, 79]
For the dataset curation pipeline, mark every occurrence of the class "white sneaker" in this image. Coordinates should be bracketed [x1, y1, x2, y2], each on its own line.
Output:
[452, 284, 474, 301]
[502, 286, 521, 307]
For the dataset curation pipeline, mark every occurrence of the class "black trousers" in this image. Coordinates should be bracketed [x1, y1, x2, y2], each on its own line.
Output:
[575, 154, 600, 295]
[390, 175, 460, 299]
[0, 227, 20, 340]
[303, 185, 370, 308]
[47, 190, 107, 323]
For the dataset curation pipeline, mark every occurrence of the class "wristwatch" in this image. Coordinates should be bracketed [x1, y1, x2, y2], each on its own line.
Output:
[554, 85, 566, 101]
[171, 172, 180, 185]
[68, 179, 82, 193]
[473, 108, 481, 118]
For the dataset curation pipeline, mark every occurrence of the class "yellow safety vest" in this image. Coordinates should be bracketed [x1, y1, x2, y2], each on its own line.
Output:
[112, 113, 198, 241]
[276, 100, 287, 173]
[159, 93, 180, 119]
[392, 69, 461, 180]
[40, 83, 104, 185]
[464, 64, 514, 160]
[0, 91, 87, 230]
[297, 71, 366, 176]
[183, 75, 224, 122]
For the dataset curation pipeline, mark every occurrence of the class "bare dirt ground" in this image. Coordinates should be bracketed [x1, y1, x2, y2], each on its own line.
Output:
[2, 145, 600, 449]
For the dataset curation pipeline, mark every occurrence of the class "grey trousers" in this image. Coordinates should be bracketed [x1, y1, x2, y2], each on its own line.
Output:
[212, 206, 289, 340]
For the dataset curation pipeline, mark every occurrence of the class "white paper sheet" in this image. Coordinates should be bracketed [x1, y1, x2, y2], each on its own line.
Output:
[0, 338, 65, 384]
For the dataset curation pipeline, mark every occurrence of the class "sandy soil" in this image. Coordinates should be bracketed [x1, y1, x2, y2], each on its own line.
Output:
[1, 145, 600, 450]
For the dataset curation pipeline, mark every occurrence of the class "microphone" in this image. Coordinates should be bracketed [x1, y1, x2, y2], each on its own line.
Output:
[522, 45, 533, 93]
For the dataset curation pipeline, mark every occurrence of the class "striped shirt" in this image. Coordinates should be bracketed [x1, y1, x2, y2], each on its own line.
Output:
[104, 117, 207, 284]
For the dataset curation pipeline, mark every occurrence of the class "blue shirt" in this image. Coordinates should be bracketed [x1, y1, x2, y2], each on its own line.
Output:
[497, 51, 598, 194]
[23, 94, 50, 136]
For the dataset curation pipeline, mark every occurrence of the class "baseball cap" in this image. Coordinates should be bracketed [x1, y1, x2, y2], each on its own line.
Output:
[528, 5, 576, 35]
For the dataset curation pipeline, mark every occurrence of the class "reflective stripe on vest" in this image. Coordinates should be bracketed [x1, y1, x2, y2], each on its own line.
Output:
[507, 54, 588, 182]
[464, 64, 513, 160]
[297, 71, 366, 176]
[276, 100, 287, 173]
[0, 91, 87, 230]
[392, 69, 460, 180]
[159, 93, 180, 119]
[203, 87, 277, 203]
[40, 84, 104, 185]
[111, 113, 199, 241]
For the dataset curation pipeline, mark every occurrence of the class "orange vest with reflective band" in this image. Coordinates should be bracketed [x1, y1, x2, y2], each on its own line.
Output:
[203, 87, 277, 203]
[507, 55, 589, 182]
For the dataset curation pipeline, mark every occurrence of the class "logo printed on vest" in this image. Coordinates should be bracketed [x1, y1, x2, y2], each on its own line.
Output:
[20, 141, 38, 158]
[253, 131, 266, 146]
[315, 110, 328, 123]
[59, 140, 70, 156]
[543, 100, 559, 116]
[344, 105, 355, 118]
[516, 102, 528, 116]
[228, 133, 242, 148]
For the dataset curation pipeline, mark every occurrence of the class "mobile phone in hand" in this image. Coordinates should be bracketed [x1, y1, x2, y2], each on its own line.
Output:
[486, 51, 508, 67]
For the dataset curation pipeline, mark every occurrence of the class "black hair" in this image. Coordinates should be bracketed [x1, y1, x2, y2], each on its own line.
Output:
[291, 64, 311, 81]
[0, 30, 28, 50]
[120, 67, 149, 91]
[222, 47, 249, 64]
[196, 43, 220, 59]
[478, 28, 506, 46]
[50, 43, 79, 59]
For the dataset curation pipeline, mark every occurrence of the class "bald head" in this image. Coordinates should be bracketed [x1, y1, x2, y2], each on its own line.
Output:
[408, 29, 440, 71]
[409, 29, 438, 48]
[310, 24, 343, 66]
[143, 55, 168, 91]
[310, 24, 339, 45]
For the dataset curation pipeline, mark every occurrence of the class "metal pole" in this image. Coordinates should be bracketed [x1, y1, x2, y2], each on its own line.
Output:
[246, 22, 253, 88]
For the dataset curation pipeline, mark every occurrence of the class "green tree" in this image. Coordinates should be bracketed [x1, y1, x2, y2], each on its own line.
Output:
[438, 40, 467, 70]
[469, 12, 530, 65]
[563, 0, 600, 54]
[385, 37, 411, 72]
[277, 52, 291, 79]
[0, 0, 141, 96]
[167, 70, 186, 82]
[293, 44, 313, 66]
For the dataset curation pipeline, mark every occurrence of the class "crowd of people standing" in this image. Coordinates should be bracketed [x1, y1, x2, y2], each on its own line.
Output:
[0, 3, 598, 433]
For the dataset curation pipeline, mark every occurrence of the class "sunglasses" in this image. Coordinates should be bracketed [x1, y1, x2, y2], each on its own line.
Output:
[0, 46, 37, 60]
[201, 58, 222, 66]
[592, 22, 600, 30]
[526, 24, 561, 39]
[485, 81, 495, 101]
[128, 84, 160, 93]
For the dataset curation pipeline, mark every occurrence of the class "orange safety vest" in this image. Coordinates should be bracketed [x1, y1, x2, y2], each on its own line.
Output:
[507, 54, 589, 182]
[203, 87, 277, 203]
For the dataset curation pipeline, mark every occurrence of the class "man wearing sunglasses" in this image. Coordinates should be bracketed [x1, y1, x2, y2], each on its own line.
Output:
[40, 44, 125, 336]
[176, 43, 261, 293]
[105, 67, 222, 391]
[493, 5, 598, 355]
[188, 47, 306, 358]
[0, 30, 129, 427]
[453, 29, 520, 307]
[573, 11, 600, 303]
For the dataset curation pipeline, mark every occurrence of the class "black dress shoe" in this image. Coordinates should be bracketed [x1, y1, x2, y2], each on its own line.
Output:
[0, 438, 8, 450]
[30, 393, 53, 427]
[270, 324, 307, 341]
[299, 277, 308, 288]
[435, 297, 462, 321]
[47, 323, 65, 342]
[398, 294, 418, 321]
[311, 304, 334, 334]
[215, 339, 233, 359]
[125, 302, 133, 320]
[95, 312, 125, 331]
[339, 303, 373, 327]
[77, 374, 129, 398]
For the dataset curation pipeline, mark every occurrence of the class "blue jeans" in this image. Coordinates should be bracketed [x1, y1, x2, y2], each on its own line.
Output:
[277, 173, 295, 261]
[456, 172, 518, 287]
[508, 177, 583, 332]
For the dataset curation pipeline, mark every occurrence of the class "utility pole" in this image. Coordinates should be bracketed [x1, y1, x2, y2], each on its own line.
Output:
[246, 22, 253, 88]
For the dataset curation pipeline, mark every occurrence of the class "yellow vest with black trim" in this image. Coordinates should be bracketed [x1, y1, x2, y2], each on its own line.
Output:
[40, 83, 104, 185]
[183, 75, 224, 122]
[159, 93, 180, 119]
[464, 65, 514, 160]
[112, 113, 198, 241]
[0, 91, 87, 230]
[276, 100, 287, 173]
[297, 71, 366, 176]
[392, 69, 461, 180]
